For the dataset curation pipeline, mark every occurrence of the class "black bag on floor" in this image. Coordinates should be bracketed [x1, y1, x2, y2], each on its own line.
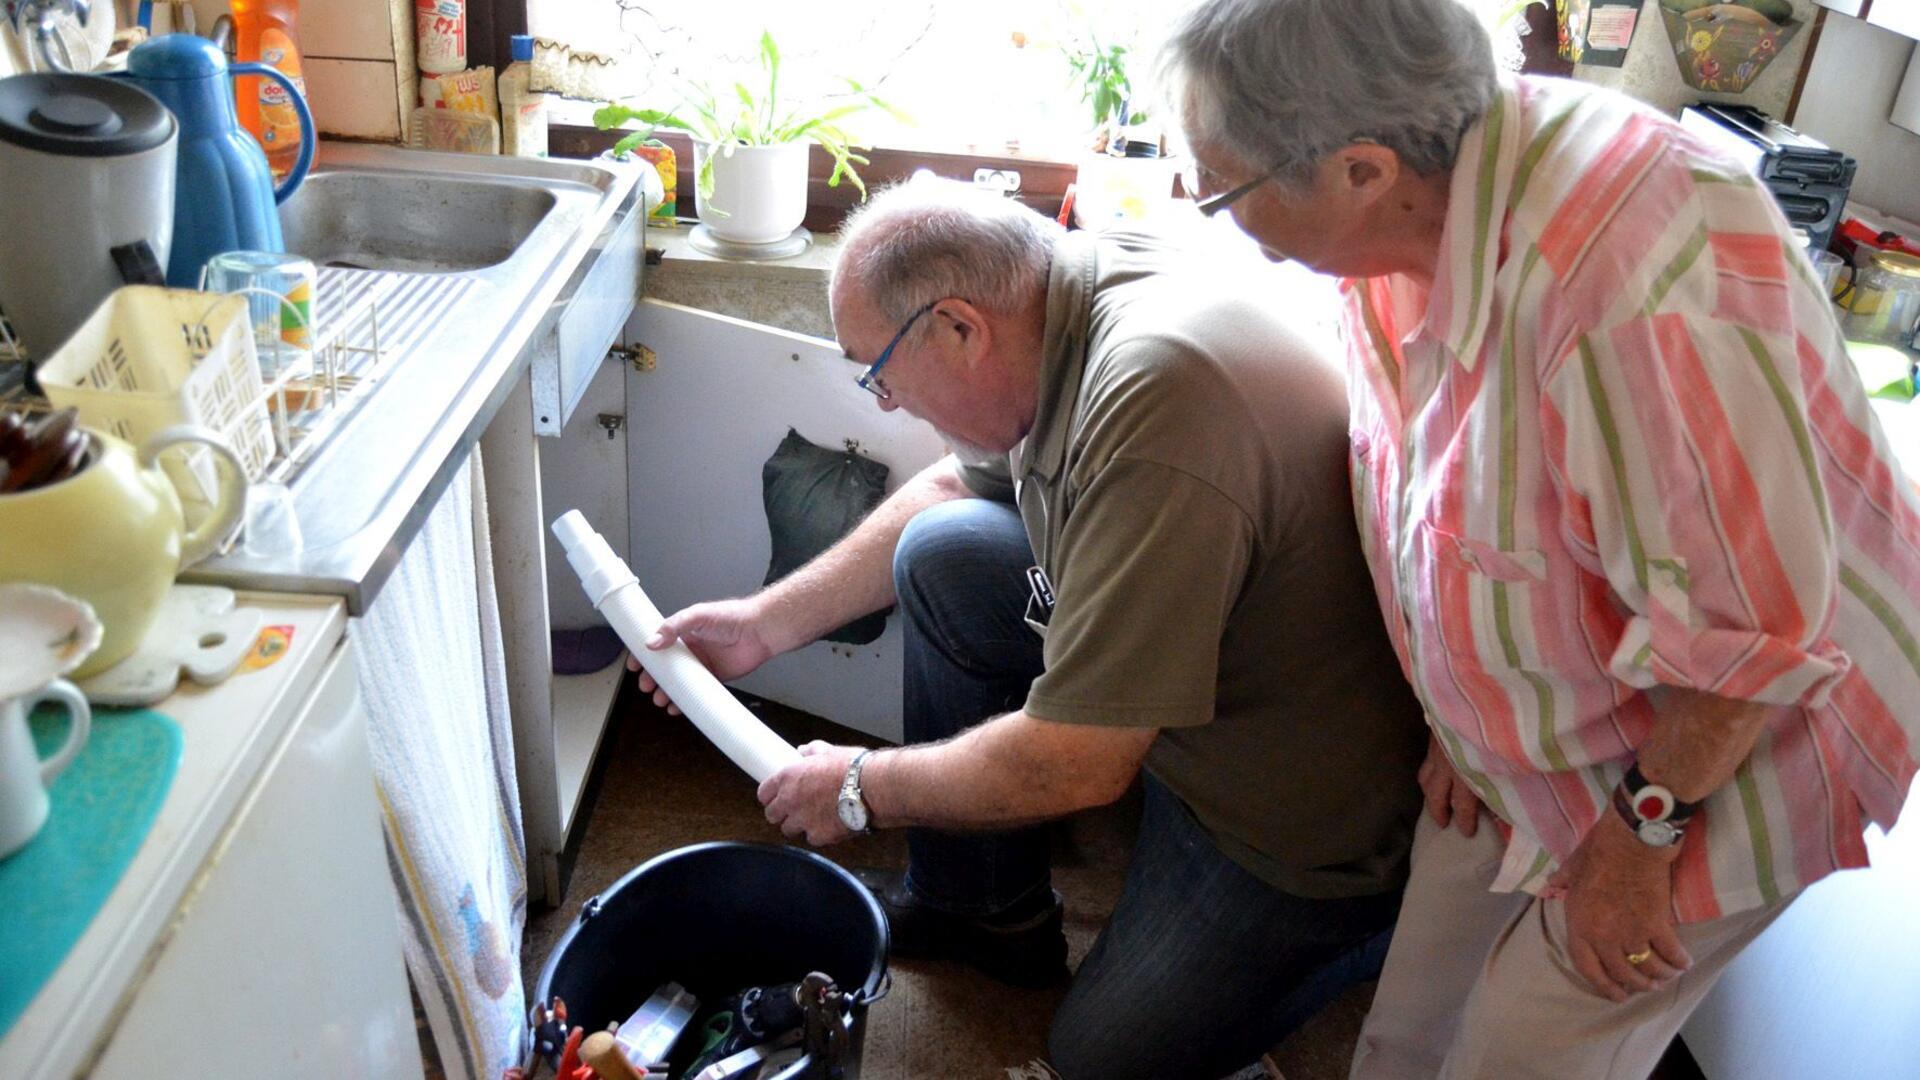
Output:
[762, 428, 891, 645]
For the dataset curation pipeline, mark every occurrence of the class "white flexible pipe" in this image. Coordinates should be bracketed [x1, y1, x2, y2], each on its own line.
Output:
[551, 510, 801, 783]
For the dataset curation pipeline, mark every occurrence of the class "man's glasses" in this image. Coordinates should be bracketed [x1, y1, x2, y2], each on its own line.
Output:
[855, 299, 939, 400]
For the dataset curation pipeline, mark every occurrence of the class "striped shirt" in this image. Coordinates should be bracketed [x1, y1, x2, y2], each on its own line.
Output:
[1343, 75, 1920, 921]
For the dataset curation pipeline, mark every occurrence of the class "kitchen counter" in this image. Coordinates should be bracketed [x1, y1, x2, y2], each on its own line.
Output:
[642, 224, 838, 338]
[0, 595, 417, 1079]
[183, 145, 646, 614]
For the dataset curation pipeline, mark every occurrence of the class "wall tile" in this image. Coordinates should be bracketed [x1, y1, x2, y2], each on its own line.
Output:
[301, 0, 396, 61]
[304, 56, 403, 140]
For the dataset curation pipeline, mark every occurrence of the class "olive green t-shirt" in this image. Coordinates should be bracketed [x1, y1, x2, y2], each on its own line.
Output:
[958, 230, 1425, 899]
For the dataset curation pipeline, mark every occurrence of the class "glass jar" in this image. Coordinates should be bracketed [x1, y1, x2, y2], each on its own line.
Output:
[1843, 250, 1920, 348]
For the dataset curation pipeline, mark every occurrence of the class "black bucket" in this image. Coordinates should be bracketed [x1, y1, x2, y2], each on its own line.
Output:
[533, 842, 890, 1078]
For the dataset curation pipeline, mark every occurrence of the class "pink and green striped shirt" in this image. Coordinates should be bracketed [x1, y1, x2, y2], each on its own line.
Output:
[1343, 75, 1920, 921]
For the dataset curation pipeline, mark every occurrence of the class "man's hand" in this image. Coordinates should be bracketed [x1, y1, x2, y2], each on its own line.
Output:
[1417, 734, 1484, 837]
[625, 596, 781, 715]
[1545, 812, 1693, 1002]
[758, 741, 861, 846]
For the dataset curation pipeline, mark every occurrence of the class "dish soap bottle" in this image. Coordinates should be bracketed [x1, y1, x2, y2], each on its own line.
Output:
[232, 0, 309, 180]
[498, 34, 547, 157]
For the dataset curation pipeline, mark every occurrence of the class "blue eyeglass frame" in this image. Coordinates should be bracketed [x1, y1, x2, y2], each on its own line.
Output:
[855, 299, 940, 400]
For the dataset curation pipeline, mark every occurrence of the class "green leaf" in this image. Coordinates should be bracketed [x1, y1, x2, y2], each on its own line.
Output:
[1870, 375, 1917, 403]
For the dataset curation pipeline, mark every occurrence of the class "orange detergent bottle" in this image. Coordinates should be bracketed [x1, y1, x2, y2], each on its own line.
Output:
[232, 0, 309, 179]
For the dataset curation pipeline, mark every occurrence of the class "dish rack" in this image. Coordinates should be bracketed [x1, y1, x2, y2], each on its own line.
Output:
[0, 280, 391, 492]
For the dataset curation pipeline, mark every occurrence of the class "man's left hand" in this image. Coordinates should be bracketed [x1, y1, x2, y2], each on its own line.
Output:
[1545, 813, 1694, 1002]
[758, 741, 859, 846]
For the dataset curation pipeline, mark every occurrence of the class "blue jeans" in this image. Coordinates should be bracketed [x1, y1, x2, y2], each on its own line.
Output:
[892, 499, 1402, 1080]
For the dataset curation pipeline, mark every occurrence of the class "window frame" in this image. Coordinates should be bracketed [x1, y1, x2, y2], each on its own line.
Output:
[490, 1, 1626, 233]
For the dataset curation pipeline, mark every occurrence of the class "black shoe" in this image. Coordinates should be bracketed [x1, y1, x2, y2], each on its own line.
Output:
[853, 868, 1069, 988]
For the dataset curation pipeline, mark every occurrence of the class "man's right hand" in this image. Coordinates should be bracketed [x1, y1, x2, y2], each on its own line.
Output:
[1417, 733, 1485, 837]
[624, 597, 780, 715]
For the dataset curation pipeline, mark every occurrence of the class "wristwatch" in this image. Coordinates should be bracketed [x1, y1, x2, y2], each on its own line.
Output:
[1612, 762, 1701, 848]
[837, 749, 877, 835]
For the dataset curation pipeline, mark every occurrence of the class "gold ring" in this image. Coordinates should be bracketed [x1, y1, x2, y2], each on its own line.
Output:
[1625, 948, 1653, 966]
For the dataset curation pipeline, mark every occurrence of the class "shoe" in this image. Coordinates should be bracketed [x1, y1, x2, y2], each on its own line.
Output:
[853, 868, 1069, 988]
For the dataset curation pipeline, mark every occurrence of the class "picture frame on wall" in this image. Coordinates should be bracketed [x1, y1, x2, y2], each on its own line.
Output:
[1557, 0, 1643, 67]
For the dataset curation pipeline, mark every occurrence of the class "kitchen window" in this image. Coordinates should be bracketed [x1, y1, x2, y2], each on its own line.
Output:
[509, 0, 1549, 224]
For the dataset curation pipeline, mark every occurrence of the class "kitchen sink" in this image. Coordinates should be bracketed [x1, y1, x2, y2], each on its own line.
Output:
[183, 141, 644, 602]
[279, 170, 558, 274]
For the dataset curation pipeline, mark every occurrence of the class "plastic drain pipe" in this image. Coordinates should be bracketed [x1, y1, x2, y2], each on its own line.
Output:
[551, 509, 800, 783]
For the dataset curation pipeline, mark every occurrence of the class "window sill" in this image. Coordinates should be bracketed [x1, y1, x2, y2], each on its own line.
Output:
[548, 124, 1077, 234]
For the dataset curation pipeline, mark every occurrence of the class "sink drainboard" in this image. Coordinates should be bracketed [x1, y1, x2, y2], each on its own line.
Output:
[313, 267, 479, 361]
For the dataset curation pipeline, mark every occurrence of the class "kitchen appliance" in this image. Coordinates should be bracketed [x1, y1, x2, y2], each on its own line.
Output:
[116, 34, 313, 288]
[7, 0, 113, 74]
[0, 72, 176, 361]
[1680, 103, 1856, 254]
[0, 425, 246, 679]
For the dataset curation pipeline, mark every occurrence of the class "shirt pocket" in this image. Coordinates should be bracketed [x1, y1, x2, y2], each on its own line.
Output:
[1417, 520, 1551, 676]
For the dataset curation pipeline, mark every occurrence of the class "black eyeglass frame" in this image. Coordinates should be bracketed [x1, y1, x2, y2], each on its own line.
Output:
[1191, 165, 1288, 217]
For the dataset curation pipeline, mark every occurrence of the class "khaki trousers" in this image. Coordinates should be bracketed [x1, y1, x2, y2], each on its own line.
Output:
[1350, 815, 1794, 1080]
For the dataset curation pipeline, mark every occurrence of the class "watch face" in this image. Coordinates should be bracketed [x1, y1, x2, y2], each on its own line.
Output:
[1637, 820, 1680, 847]
[837, 795, 868, 833]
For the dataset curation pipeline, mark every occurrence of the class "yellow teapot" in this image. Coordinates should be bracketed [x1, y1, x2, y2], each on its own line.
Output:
[0, 425, 245, 678]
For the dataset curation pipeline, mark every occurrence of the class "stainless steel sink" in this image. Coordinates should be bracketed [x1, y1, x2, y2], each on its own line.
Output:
[279, 170, 559, 274]
[182, 141, 645, 610]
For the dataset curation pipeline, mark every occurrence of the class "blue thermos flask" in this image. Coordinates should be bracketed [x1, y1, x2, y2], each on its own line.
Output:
[117, 34, 314, 287]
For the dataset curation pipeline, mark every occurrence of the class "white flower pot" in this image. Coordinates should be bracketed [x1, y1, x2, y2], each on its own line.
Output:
[693, 141, 810, 245]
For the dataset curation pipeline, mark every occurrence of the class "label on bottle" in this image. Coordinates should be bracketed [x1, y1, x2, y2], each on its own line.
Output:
[279, 276, 313, 350]
[416, 0, 466, 73]
[256, 30, 307, 152]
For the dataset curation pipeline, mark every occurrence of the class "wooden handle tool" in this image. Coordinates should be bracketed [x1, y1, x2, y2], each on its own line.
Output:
[579, 1031, 647, 1080]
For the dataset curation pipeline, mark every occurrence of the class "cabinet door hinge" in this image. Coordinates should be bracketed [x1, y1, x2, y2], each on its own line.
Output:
[611, 343, 657, 373]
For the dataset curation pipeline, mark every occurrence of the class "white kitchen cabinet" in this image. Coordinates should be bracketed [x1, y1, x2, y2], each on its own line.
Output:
[1869, 0, 1920, 38]
[622, 299, 950, 743]
[93, 634, 419, 1079]
[0, 595, 416, 1080]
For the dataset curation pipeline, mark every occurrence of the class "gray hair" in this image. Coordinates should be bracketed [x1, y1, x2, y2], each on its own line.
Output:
[833, 178, 1060, 325]
[1160, 0, 1498, 187]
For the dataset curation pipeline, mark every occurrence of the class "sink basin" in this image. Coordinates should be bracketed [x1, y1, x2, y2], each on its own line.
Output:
[280, 170, 559, 273]
[188, 141, 644, 610]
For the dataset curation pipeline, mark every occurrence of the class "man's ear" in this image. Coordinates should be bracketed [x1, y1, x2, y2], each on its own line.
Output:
[1333, 142, 1403, 212]
[940, 299, 988, 349]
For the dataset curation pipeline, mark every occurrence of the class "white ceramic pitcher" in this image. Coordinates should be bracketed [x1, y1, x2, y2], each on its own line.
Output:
[0, 679, 90, 859]
[0, 582, 102, 859]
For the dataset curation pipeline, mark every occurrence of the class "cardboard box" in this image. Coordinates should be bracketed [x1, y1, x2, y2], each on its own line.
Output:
[1659, 6, 1801, 94]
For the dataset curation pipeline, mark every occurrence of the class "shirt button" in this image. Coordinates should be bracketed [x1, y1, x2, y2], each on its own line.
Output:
[1352, 432, 1372, 456]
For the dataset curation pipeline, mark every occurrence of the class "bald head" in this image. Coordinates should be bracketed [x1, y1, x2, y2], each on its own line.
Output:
[832, 178, 1061, 326]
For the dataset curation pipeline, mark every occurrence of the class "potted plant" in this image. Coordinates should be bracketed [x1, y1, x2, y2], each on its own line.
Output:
[1060, 33, 1175, 229]
[594, 30, 902, 245]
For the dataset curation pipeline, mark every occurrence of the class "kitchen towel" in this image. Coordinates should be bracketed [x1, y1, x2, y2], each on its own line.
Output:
[0, 707, 181, 1038]
[358, 450, 527, 1080]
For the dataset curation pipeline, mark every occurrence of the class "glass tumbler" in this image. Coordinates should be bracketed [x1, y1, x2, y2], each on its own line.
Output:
[203, 250, 317, 381]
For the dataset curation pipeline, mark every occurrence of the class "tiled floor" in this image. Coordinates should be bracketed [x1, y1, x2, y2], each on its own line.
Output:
[516, 690, 1371, 1079]
[510, 688, 1701, 1080]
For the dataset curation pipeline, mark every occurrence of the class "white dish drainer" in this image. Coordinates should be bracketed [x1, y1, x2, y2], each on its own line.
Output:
[0, 278, 393, 489]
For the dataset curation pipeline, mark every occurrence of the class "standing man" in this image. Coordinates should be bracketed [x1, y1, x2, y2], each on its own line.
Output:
[634, 179, 1427, 1079]
[1161, 0, 1920, 1076]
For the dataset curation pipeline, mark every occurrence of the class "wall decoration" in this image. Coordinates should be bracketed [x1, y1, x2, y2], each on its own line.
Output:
[1558, 0, 1643, 67]
[1657, 1, 1802, 93]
